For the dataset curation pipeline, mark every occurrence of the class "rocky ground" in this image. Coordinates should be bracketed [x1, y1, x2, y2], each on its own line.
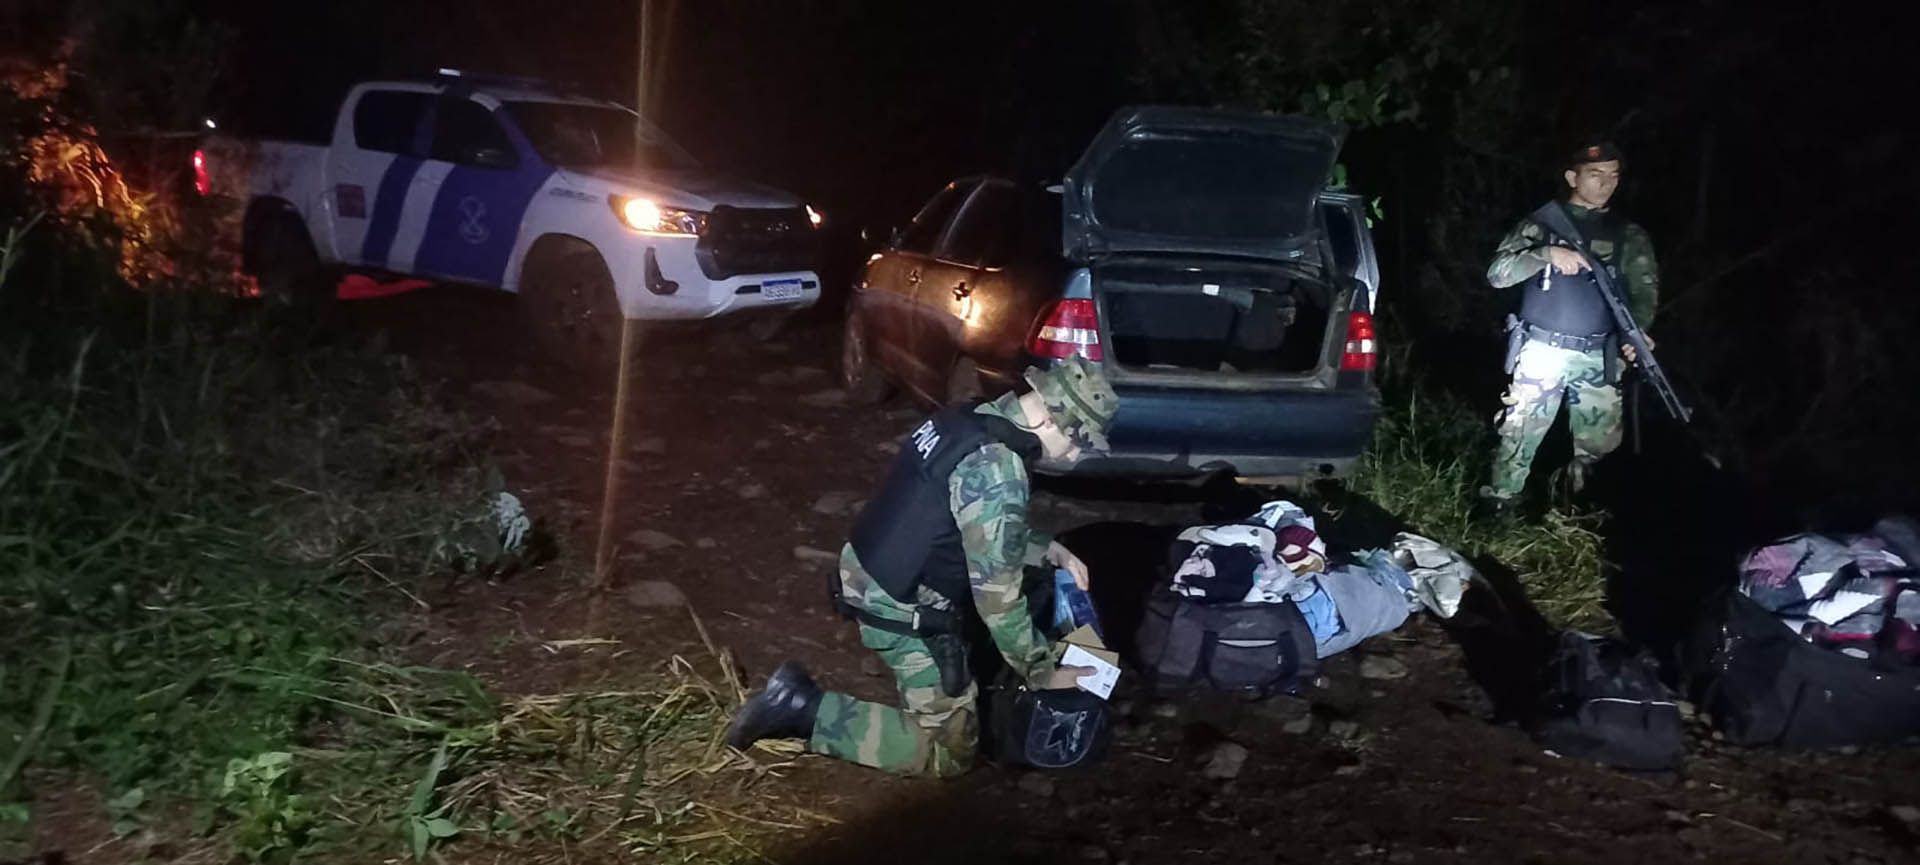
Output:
[35, 286, 1920, 864]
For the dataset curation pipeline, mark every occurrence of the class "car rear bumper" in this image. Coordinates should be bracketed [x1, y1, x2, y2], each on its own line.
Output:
[1035, 384, 1379, 480]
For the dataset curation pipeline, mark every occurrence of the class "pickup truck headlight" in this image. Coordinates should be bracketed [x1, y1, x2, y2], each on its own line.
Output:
[610, 195, 706, 236]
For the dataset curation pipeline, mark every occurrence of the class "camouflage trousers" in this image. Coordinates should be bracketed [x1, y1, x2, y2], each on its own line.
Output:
[808, 623, 978, 778]
[1487, 339, 1623, 499]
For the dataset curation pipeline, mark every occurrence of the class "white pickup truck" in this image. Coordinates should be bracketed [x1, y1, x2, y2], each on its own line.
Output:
[198, 72, 823, 367]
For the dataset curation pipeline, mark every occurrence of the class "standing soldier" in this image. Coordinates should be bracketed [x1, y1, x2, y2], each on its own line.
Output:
[725, 357, 1119, 777]
[1479, 140, 1660, 517]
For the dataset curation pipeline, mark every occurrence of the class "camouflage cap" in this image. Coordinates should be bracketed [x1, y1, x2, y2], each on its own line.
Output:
[1569, 139, 1624, 168]
[1022, 355, 1118, 455]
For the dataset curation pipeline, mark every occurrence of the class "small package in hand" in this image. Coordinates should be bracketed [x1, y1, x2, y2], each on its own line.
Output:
[1055, 624, 1122, 700]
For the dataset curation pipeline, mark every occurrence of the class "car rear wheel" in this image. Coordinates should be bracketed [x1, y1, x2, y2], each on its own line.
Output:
[521, 241, 626, 376]
[840, 303, 892, 405]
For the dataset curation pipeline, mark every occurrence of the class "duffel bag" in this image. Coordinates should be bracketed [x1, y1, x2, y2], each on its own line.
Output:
[1690, 588, 1920, 748]
[1528, 631, 1686, 771]
[1133, 589, 1318, 696]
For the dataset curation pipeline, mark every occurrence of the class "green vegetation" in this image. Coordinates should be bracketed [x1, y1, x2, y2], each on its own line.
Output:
[0, 72, 799, 861]
[0, 219, 799, 864]
[1346, 385, 1609, 628]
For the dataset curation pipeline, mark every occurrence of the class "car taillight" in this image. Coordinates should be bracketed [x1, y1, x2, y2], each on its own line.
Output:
[1029, 298, 1103, 361]
[192, 148, 211, 197]
[1340, 310, 1377, 371]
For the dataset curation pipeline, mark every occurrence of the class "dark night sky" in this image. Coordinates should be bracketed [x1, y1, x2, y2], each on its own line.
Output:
[198, 0, 1135, 231]
[172, 0, 1911, 252]
[8, 0, 1913, 312]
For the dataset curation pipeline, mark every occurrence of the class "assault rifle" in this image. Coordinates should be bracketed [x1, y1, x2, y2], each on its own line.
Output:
[1531, 202, 1692, 424]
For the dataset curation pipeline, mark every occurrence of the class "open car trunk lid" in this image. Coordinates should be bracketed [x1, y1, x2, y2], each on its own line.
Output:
[1062, 107, 1344, 263]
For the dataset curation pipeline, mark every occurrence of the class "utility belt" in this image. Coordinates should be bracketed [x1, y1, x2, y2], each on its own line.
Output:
[1504, 315, 1623, 383]
[852, 604, 960, 636]
[1507, 315, 1612, 351]
[826, 569, 973, 696]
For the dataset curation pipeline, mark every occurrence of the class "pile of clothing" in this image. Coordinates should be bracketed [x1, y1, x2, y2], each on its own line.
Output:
[1737, 515, 1920, 662]
[1687, 515, 1920, 748]
[1164, 501, 1472, 657]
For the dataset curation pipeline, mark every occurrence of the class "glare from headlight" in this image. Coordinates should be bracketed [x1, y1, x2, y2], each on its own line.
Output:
[622, 198, 663, 232]
[610, 195, 705, 235]
[806, 205, 824, 228]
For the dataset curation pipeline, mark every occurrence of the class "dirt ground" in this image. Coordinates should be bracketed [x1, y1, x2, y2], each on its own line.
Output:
[28, 286, 1920, 864]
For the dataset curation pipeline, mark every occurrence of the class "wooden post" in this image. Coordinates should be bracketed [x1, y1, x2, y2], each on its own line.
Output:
[592, 318, 640, 594]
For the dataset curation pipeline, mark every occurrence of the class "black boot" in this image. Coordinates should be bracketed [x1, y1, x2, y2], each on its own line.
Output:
[1559, 459, 1595, 499]
[1471, 489, 1518, 525]
[725, 661, 822, 750]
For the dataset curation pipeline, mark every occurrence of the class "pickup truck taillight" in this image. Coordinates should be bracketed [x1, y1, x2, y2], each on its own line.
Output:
[191, 148, 211, 197]
[1340, 310, 1377, 372]
[1029, 298, 1103, 361]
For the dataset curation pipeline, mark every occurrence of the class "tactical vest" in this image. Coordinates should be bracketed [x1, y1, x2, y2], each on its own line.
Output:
[848, 403, 1043, 608]
[1518, 203, 1625, 338]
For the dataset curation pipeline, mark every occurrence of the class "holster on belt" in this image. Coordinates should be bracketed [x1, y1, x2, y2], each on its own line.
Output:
[923, 632, 973, 697]
[1603, 334, 1624, 385]
[826, 567, 859, 621]
[1502, 314, 1527, 374]
[849, 601, 973, 697]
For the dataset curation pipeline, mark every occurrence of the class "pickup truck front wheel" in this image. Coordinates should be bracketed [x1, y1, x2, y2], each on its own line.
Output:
[520, 242, 626, 376]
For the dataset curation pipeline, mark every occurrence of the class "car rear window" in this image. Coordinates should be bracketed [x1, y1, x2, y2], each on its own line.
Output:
[1323, 203, 1359, 277]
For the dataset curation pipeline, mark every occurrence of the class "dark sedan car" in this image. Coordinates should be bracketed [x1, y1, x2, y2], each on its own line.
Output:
[840, 107, 1382, 484]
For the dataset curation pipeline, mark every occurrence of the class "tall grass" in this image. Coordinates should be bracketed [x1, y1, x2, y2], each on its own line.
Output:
[1347, 386, 1610, 628]
[0, 255, 797, 861]
[0, 263, 477, 850]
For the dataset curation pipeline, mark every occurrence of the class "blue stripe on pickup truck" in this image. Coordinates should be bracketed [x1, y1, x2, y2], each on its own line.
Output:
[360, 156, 423, 266]
[412, 162, 554, 286]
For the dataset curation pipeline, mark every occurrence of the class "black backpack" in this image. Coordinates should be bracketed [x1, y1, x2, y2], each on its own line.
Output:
[1687, 587, 1920, 748]
[1527, 631, 1686, 771]
[1132, 589, 1319, 696]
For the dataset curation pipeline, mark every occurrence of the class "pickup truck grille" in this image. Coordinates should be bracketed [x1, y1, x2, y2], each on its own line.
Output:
[696, 205, 817, 279]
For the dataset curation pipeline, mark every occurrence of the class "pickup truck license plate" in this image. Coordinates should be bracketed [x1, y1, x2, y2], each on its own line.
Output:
[762, 279, 803, 301]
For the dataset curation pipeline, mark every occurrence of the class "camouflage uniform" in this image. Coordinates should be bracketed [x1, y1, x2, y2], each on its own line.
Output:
[810, 392, 1061, 777]
[1484, 203, 1659, 499]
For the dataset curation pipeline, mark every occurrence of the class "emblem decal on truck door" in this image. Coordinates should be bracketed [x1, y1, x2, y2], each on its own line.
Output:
[457, 196, 490, 245]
